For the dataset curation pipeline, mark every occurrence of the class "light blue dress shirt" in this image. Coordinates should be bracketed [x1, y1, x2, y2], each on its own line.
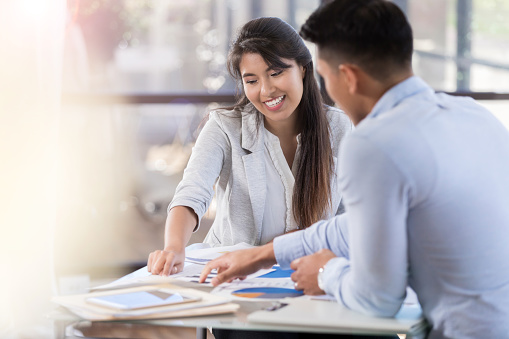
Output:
[274, 77, 509, 338]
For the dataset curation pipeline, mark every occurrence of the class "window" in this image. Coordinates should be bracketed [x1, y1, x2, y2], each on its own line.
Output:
[64, 0, 319, 94]
[400, 0, 509, 93]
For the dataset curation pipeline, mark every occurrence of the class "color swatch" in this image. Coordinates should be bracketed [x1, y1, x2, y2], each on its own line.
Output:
[257, 266, 294, 279]
[232, 287, 303, 299]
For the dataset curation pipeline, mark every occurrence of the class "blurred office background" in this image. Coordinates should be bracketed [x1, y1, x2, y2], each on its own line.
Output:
[55, 0, 323, 282]
[56, 0, 509, 278]
[1, 0, 508, 337]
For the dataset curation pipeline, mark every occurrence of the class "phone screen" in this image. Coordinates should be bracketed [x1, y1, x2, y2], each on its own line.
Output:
[86, 289, 200, 310]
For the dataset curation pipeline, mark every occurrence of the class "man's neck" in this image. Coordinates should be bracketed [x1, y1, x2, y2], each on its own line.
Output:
[368, 70, 414, 113]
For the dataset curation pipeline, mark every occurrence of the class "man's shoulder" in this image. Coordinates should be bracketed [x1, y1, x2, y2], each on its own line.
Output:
[345, 104, 428, 166]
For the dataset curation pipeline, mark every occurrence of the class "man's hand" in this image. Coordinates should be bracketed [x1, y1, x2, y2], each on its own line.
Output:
[199, 243, 277, 286]
[290, 249, 337, 295]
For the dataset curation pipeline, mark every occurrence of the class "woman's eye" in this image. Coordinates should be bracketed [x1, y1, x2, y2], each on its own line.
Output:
[271, 70, 283, 77]
[245, 80, 257, 85]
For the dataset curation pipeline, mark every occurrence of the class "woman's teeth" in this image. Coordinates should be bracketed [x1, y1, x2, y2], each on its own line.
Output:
[265, 95, 284, 107]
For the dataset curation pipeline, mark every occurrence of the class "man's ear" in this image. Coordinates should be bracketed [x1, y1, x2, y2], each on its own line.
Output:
[339, 64, 360, 95]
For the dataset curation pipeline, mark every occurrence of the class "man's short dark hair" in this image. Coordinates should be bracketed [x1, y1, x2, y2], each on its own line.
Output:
[300, 0, 413, 80]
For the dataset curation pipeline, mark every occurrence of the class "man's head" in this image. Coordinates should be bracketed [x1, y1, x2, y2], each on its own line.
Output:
[300, 0, 414, 124]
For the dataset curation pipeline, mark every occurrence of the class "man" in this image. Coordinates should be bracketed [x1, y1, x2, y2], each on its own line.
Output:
[200, 1, 509, 338]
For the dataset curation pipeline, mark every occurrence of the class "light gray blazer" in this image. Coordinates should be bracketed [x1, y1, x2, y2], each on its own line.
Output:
[169, 104, 353, 246]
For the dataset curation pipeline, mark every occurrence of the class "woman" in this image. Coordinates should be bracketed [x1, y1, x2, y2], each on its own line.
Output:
[147, 17, 352, 276]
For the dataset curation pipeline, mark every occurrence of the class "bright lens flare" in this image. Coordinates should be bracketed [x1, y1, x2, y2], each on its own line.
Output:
[14, 0, 50, 21]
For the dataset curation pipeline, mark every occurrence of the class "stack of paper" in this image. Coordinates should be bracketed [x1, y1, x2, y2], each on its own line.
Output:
[91, 242, 259, 291]
[52, 283, 239, 321]
[210, 265, 303, 301]
[88, 243, 302, 303]
[52, 243, 261, 321]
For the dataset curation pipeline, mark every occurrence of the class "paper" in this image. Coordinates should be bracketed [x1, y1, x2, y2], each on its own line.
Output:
[53, 283, 238, 321]
[212, 278, 296, 297]
[170, 264, 274, 285]
[404, 286, 419, 305]
[209, 265, 302, 301]
[185, 242, 256, 265]
[306, 287, 420, 304]
[63, 302, 239, 321]
[91, 267, 169, 291]
[92, 242, 258, 291]
[307, 294, 337, 302]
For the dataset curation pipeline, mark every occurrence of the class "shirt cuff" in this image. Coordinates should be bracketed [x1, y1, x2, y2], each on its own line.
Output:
[273, 231, 306, 269]
[321, 256, 350, 303]
[167, 202, 203, 232]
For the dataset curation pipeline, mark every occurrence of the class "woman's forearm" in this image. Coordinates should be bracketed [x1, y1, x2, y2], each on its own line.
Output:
[164, 206, 199, 251]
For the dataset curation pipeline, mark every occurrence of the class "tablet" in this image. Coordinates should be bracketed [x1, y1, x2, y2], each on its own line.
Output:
[86, 288, 201, 310]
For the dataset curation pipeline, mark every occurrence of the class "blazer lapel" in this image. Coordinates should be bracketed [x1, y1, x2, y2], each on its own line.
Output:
[241, 110, 266, 244]
[330, 155, 341, 215]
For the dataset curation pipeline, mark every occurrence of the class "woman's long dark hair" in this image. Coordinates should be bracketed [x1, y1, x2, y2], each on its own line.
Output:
[227, 17, 334, 228]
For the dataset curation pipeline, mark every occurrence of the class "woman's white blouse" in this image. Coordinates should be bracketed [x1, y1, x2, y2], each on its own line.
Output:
[259, 128, 300, 244]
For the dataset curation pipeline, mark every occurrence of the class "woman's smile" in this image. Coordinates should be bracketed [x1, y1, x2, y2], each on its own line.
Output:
[264, 95, 285, 111]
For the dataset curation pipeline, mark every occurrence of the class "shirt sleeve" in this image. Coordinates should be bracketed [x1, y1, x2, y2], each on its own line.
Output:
[323, 135, 409, 317]
[169, 114, 230, 230]
[273, 213, 350, 269]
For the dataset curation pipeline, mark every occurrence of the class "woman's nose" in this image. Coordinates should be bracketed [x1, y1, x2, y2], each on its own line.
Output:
[260, 79, 276, 97]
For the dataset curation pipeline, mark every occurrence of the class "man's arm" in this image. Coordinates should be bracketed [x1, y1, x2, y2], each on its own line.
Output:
[321, 135, 409, 317]
[199, 214, 351, 285]
[200, 215, 348, 286]
[274, 213, 350, 269]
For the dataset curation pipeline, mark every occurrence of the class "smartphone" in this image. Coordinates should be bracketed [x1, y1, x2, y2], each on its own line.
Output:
[86, 288, 201, 310]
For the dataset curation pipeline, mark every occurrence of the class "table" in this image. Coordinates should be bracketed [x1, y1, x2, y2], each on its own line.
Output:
[52, 282, 427, 339]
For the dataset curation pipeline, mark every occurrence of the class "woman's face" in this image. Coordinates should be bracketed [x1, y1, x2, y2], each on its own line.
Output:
[239, 53, 305, 126]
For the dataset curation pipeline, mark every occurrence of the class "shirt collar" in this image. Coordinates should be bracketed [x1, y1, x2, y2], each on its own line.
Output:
[264, 127, 302, 146]
[367, 76, 432, 120]
[241, 103, 263, 152]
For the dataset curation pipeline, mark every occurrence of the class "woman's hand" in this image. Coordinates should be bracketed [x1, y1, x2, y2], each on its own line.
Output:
[199, 243, 277, 285]
[147, 247, 185, 276]
[148, 206, 198, 276]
